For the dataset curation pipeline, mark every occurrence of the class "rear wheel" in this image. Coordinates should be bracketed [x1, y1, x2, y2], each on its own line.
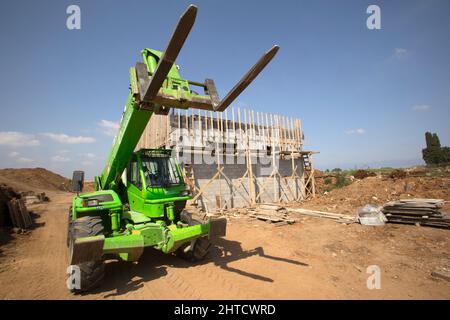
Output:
[176, 212, 211, 262]
[68, 216, 105, 293]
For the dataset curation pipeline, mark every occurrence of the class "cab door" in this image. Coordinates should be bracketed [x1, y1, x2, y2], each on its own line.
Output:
[126, 155, 144, 212]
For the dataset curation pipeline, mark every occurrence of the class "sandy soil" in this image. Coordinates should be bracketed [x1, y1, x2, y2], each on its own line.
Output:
[0, 189, 449, 300]
[0, 168, 70, 193]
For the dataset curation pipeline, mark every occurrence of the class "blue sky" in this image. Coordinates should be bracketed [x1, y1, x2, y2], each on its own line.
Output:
[0, 0, 449, 178]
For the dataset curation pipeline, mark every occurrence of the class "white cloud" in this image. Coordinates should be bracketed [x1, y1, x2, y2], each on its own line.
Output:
[0, 132, 40, 147]
[7, 150, 34, 163]
[412, 104, 431, 111]
[51, 155, 71, 162]
[394, 48, 408, 58]
[17, 157, 34, 163]
[98, 120, 120, 137]
[83, 153, 96, 159]
[346, 128, 366, 135]
[42, 133, 95, 144]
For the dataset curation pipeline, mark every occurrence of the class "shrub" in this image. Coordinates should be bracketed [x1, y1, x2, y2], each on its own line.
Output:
[334, 172, 351, 188]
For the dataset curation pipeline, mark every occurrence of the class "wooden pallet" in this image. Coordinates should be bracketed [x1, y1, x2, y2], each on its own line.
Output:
[7, 198, 33, 229]
[248, 207, 296, 225]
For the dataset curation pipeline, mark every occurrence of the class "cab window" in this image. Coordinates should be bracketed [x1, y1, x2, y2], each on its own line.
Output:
[127, 157, 142, 189]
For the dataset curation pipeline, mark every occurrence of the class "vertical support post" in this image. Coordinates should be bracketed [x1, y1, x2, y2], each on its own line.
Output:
[224, 109, 229, 144]
[231, 107, 236, 148]
[238, 107, 242, 150]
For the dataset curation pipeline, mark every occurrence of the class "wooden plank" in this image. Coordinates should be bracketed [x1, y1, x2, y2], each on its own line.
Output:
[399, 198, 444, 203]
[18, 199, 32, 228]
[191, 166, 224, 202]
[258, 204, 283, 211]
[273, 221, 289, 227]
[11, 199, 24, 229]
[7, 200, 19, 228]
[251, 214, 282, 223]
[287, 207, 355, 223]
[383, 208, 441, 215]
[431, 269, 450, 282]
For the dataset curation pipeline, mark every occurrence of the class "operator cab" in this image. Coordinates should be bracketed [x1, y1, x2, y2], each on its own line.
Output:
[124, 149, 190, 220]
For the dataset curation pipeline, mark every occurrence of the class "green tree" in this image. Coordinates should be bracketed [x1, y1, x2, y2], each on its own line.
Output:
[422, 132, 450, 165]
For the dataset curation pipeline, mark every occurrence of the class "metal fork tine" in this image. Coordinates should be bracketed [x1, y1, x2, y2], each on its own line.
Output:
[214, 45, 279, 112]
[142, 5, 198, 102]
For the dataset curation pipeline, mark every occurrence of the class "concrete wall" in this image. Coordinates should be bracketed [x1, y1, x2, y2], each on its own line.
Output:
[181, 151, 304, 211]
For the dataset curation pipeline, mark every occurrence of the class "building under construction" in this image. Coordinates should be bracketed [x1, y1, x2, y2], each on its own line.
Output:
[137, 107, 316, 212]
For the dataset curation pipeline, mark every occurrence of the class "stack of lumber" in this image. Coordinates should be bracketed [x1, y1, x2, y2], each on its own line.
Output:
[382, 199, 450, 229]
[7, 198, 33, 229]
[248, 204, 296, 226]
[286, 208, 356, 224]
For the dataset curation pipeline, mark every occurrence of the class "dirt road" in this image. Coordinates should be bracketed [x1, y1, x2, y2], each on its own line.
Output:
[0, 191, 449, 299]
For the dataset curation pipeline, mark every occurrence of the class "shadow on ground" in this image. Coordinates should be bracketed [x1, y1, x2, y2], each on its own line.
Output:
[89, 237, 308, 296]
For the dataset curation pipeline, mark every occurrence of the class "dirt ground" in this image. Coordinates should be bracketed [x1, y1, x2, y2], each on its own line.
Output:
[0, 191, 449, 299]
[0, 168, 449, 299]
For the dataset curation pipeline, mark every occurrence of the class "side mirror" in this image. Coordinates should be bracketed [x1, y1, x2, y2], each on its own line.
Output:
[72, 170, 85, 194]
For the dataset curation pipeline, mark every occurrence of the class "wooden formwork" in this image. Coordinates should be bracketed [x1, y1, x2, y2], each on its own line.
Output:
[138, 107, 303, 152]
[137, 107, 316, 211]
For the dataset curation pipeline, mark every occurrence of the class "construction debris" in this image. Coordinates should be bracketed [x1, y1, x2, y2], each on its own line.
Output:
[258, 204, 285, 211]
[228, 203, 358, 225]
[286, 207, 356, 224]
[7, 198, 33, 229]
[431, 268, 450, 283]
[248, 205, 296, 225]
[357, 205, 387, 226]
[382, 198, 450, 229]
[23, 192, 49, 205]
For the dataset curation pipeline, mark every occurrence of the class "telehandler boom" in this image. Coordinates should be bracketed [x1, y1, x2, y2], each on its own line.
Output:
[67, 4, 279, 292]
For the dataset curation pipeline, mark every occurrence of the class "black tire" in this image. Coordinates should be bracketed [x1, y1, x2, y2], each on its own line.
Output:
[68, 216, 105, 293]
[176, 212, 211, 262]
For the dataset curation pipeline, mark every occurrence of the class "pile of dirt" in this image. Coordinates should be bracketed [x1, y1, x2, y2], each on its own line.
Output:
[353, 169, 376, 180]
[389, 169, 407, 179]
[0, 168, 70, 192]
[304, 175, 450, 215]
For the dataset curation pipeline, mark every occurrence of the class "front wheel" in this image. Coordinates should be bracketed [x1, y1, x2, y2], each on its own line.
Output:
[68, 216, 105, 293]
[176, 212, 211, 262]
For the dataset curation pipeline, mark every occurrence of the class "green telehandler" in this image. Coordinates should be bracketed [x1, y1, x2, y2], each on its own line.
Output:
[67, 4, 279, 292]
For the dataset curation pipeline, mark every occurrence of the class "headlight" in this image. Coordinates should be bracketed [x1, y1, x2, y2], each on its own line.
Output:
[180, 190, 190, 196]
[87, 199, 99, 207]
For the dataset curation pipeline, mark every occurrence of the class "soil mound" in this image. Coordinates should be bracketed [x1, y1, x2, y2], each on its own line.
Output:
[0, 168, 70, 192]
